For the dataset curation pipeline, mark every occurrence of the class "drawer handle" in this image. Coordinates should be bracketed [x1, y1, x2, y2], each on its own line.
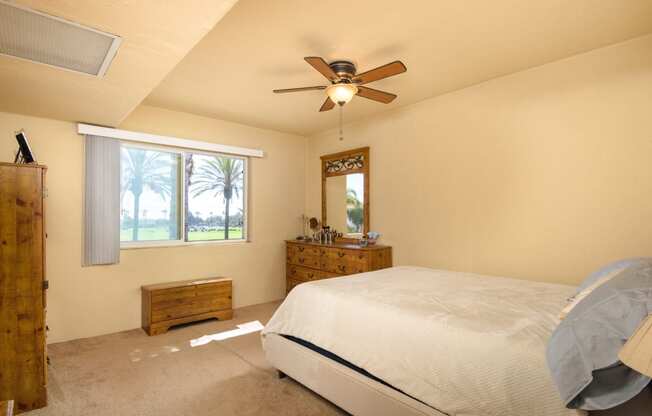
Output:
[298, 246, 305, 252]
[338, 265, 346, 272]
[298, 258, 305, 264]
[290, 268, 296, 275]
[359, 254, 364, 259]
[338, 252, 345, 258]
[307, 273, 314, 279]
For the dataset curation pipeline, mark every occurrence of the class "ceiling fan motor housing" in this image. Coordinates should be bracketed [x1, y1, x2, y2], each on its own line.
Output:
[329, 60, 356, 81]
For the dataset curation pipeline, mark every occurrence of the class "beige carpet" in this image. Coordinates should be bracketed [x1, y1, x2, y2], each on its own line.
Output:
[32, 301, 346, 416]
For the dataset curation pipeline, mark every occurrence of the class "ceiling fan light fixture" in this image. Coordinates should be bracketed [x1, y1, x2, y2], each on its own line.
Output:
[326, 83, 358, 105]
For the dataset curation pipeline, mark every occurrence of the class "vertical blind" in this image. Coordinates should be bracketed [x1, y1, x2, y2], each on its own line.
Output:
[84, 135, 120, 265]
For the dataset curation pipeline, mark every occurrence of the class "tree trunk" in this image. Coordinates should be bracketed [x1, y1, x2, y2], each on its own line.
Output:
[132, 192, 141, 241]
[184, 155, 193, 241]
[224, 199, 230, 240]
[168, 160, 177, 239]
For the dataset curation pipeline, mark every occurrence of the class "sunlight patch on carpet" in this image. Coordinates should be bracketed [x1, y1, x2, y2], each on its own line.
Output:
[190, 321, 264, 347]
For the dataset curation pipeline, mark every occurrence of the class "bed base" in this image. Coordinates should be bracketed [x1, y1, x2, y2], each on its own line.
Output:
[264, 333, 652, 416]
[262, 333, 444, 416]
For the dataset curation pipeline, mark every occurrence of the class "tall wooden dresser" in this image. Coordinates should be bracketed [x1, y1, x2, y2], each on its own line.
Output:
[286, 240, 392, 293]
[0, 163, 48, 412]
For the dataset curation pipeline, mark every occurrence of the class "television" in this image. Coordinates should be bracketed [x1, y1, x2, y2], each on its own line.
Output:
[14, 130, 35, 164]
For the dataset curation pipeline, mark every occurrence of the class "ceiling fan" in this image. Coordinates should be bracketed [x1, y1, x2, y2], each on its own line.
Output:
[273, 57, 407, 112]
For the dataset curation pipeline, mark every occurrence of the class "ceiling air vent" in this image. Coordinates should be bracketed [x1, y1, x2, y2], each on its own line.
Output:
[0, 0, 121, 77]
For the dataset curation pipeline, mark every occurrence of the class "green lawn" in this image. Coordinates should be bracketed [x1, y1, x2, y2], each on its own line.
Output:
[121, 227, 243, 242]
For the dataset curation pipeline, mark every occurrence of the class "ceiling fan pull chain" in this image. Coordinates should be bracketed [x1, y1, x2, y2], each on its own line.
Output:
[339, 104, 344, 141]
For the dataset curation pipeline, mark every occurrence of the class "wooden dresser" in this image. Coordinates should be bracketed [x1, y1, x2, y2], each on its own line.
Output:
[0, 163, 48, 413]
[286, 240, 392, 293]
[141, 277, 233, 335]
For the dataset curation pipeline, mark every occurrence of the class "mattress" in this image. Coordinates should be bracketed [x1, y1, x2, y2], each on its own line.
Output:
[262, 266, 584, 416]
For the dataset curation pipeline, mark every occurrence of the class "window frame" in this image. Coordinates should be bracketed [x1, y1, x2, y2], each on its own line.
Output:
[119, 142, 249, 249]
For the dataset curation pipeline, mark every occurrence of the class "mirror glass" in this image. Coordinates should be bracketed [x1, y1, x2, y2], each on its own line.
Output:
[325, 173, 364, 235]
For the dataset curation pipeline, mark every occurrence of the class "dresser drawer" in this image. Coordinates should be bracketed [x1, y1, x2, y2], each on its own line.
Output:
[288, 244, 321, 257]
[322, 261, 369, 275]
[287, 245, 321, 268]
[321, 248, 370, 274]
[322, 247, 370, 263]
[287, 264, 321, 282]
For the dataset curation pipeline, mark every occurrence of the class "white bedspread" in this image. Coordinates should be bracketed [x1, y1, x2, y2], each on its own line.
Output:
[262, 266, 584, 416]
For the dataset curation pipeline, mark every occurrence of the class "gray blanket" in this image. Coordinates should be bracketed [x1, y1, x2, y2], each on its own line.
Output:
[546, 260, 652, 410]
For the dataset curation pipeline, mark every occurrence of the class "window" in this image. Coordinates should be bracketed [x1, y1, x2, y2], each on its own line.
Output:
[120, 144, 247, 246]
[120, 146, 180, 242]
[185, 153, 245, 242]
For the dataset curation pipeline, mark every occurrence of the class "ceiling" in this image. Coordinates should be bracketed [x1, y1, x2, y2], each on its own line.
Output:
[0, 0, 237, 126]
[145, 0, 652, 136]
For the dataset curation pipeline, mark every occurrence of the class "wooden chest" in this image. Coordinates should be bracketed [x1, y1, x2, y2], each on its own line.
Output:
[141, 277, 233, 336]
[286, 240, 392, 293]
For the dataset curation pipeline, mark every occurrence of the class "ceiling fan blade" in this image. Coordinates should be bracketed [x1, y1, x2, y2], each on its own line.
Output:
[305, 57, 338, 81]
[356, 86, 397, 104]
[273, 86, 327, 93]
[319, 97, 335, 112]
[354, 61, 406, 85]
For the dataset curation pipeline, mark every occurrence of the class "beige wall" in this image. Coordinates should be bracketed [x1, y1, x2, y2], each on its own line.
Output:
[306, 35, 652, 285]
[0, 105, 306, 343]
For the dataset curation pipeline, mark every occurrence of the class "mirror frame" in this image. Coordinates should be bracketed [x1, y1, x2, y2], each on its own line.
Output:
[321, 147, 369, 240]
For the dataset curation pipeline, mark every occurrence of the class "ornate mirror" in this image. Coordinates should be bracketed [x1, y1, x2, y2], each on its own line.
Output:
[321, 147, 369, 239]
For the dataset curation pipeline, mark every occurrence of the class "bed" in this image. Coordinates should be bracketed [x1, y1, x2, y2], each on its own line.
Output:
[262, 266, 585, 416]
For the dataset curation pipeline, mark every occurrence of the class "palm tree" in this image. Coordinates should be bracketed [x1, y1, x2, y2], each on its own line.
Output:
[346, 189, 362, 208]
[346, 188, 363, 233]
[121, 148, 174, 241]
[190, 157, 244, 240]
